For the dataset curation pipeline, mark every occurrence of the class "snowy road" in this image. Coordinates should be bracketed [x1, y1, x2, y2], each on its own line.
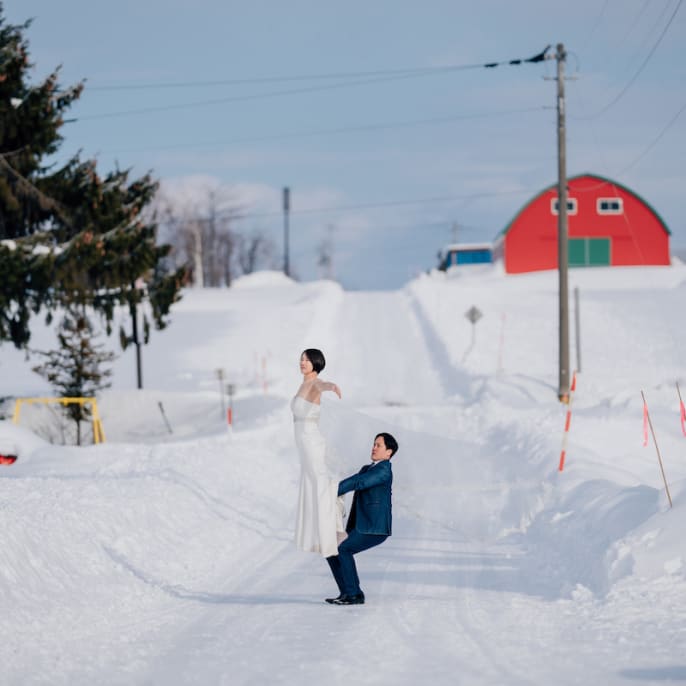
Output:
[305, 290, 448, 405]
[2, 269, 686, 685]
[102, 500, 686, 686]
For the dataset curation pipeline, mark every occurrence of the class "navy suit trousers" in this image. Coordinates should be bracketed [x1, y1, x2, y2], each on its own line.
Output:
[326, 531, 388, 596]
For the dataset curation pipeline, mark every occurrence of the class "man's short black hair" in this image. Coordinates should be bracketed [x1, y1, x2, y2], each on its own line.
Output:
[302, 348, 326, 373]
[376, 432, 399, 457]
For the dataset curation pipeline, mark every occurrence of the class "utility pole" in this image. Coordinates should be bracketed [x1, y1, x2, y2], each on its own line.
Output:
[129, 291, 143, 390]
[283, 186, 290, 277]
[556, 43, 570, 402]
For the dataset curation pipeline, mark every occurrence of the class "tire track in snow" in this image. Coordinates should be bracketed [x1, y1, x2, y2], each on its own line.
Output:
[323, 291, 446, 405]
[379, 522, 531, 684]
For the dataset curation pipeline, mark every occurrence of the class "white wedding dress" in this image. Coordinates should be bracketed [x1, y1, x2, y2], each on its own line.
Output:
[291, 395, 346, 558]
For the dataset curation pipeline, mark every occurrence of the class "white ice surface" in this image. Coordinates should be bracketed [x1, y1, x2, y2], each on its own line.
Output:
[1, 266, 686, 685]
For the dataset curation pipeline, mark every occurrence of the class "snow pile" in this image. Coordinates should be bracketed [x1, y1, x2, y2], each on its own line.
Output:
[231, 269, 297, 289]
[2, 264, 686, 684]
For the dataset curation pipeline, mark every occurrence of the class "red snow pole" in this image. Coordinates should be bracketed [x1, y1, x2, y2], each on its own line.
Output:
[641, 391, 673, 509]
[226, 383, 235, 432]
[677, 382, 686, 437]
[558, 370, 577, 471]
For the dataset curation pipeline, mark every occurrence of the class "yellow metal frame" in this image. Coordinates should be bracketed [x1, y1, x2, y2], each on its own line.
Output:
[12, 397, 106, 444]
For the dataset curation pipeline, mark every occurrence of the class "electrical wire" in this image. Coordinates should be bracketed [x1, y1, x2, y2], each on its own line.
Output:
[617, 0, 654, 47]
[74, 47, 552, 121]
[83, 63, 489, 92]
[185, 187, 542, 224]
[76, 71, 469, 121]
[101, 106, 549, 155]
[81, 48, 550, 93]
[577, 0, 610, 54]
[578, 0, 683, 119]
[616, 99, 686, 175]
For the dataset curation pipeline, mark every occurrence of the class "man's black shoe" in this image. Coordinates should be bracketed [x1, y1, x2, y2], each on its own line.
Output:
[325, 592, 365, 604]
[331, 593, 365, 605]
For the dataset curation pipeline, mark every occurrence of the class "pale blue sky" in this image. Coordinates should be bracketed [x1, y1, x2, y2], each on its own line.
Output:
[8, 0, 686, 288]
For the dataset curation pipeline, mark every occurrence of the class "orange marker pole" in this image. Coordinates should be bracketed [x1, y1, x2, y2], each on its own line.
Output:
[225, 383, 236, 436]
[677, 382, 686, 437]
[558, 370, 577, 472]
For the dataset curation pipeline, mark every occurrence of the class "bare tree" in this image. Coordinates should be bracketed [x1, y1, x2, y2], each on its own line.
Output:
[155, 186, 241, 287]
[154, 199, 203, 286]
[218, 230, 236, 286]
[317, 224, 336, 280]
[236, 231, 274, 275]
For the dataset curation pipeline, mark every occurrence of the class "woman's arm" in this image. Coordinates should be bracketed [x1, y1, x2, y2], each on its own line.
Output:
[315, 378, 342, 399]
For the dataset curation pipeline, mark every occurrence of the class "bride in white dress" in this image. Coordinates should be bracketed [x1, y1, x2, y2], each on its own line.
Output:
[292, 348, 346, 558]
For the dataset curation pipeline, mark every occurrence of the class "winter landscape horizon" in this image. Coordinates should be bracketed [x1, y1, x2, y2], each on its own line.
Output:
[8, 1, 685, 290]
[1, 262, 686, 685]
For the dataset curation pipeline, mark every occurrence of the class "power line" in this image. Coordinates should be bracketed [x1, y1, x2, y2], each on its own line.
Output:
[76, 72, 464, 121]
[617, 0, 654, 47]
[297, 219, 475, 235]
[83, 64, 487, 92]
[192, 187, 542, 224]
[578, 0, 683, 119]
[80, 48, 551, 93]
[616, 99, 686, 175]
[578, 0, 610, 53]
[101, 106, 549, 155]
[75, 47, 552, 121]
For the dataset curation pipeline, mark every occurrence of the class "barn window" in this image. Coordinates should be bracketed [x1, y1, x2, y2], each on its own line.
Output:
[597, 197, 623, 214]
[550, 197, 578, 215]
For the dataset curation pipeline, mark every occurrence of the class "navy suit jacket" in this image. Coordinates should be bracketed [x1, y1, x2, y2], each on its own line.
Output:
[338, 460, 392, 536]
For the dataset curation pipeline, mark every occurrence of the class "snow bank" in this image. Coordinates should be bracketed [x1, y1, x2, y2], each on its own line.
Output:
[231, 269, 297, 289]
[2, 267, 686, 683]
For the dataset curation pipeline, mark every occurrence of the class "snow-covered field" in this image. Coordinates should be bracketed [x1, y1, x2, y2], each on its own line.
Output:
[1, 265, 686, 685]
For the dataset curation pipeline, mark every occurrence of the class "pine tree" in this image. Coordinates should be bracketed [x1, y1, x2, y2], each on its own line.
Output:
[0, 9, 81, 346]
[0, 10, 83, 239]
[32, 308, 115, 445]
[51, 163, 187, 388]
[0, 7, 187, 372]
[0, 239, 54, 346]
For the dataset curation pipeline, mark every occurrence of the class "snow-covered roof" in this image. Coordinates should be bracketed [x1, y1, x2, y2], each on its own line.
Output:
[441, 242, 493, 253]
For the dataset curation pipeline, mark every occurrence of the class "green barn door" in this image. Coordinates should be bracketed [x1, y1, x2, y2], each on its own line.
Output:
[588, 238, 610, 265]
[569, 238, 611, 267]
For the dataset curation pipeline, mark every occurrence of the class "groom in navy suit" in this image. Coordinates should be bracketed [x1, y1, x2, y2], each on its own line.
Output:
[326, 432, 398, 606]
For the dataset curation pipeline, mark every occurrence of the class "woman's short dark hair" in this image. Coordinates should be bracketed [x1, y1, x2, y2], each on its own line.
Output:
[302, 348, 326, 373]
[376, 432, 399, 457]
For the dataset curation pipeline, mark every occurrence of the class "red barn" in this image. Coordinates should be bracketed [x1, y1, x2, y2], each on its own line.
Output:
[493, 173, 671, 274]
